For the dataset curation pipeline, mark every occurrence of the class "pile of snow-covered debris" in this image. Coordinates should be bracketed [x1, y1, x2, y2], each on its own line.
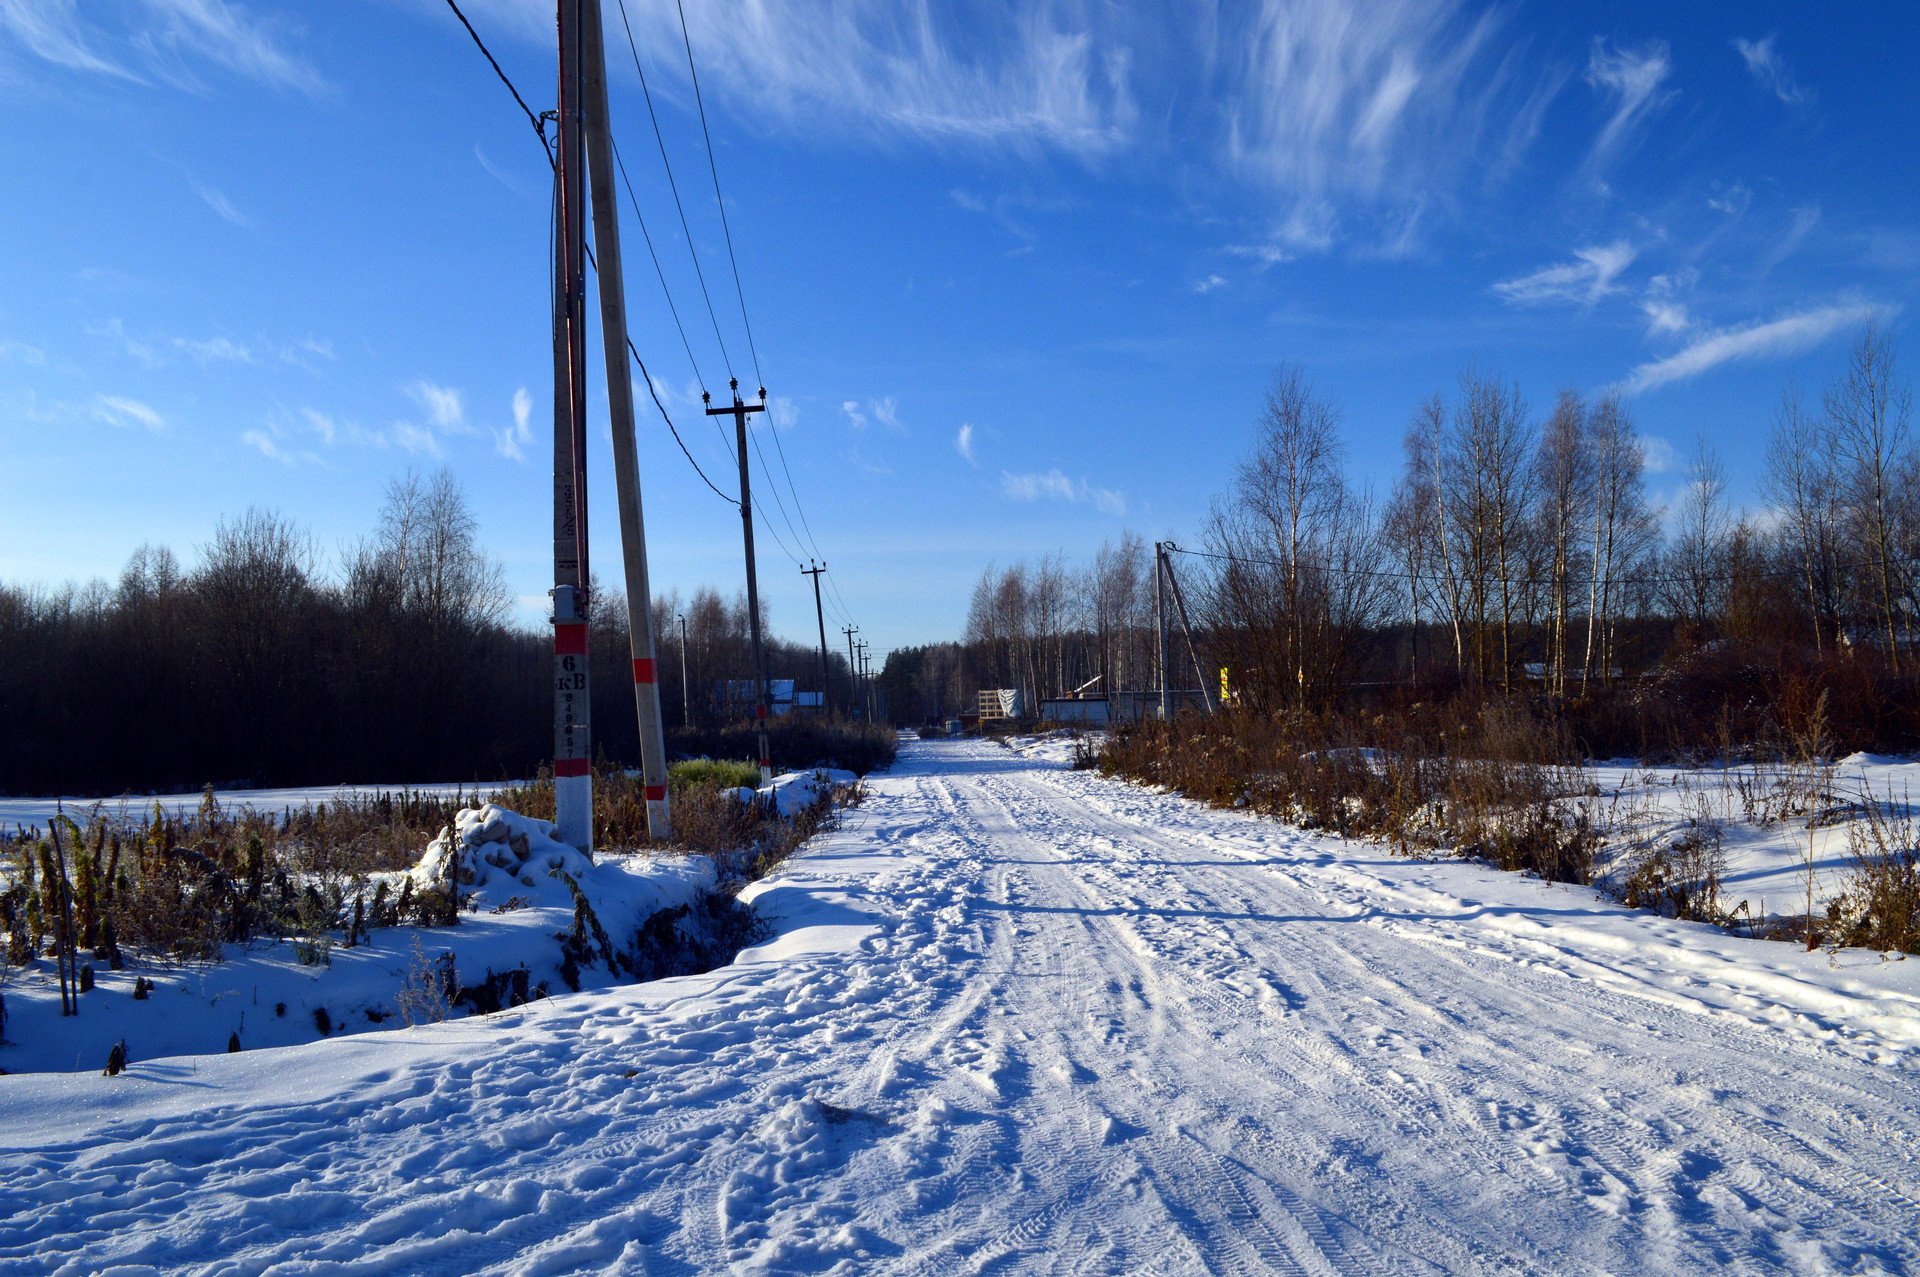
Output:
[728, 767, 861, 816]
[0, 804, 734, 1075]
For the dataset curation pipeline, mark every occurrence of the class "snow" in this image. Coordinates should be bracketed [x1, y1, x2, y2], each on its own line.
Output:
[726, 767, 862, 815]
[3, 738, 1918, 1273]
[0, 803, 717, 1074]
[0, 782, 485, 832]
[1585, 754, 1920, 920]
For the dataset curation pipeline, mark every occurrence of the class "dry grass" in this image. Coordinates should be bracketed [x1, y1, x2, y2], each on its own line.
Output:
[0, 764, 866, 971]
[1101, 702, 1597, 885]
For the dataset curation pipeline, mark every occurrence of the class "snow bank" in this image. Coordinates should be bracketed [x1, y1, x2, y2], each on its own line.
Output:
[728, 768, 861, 816]
[0, 806, 718, 1075]
[408, 803, 595, 906]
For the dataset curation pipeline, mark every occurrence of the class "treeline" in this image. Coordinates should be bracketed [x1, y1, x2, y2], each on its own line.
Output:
[0, 469, 847, 795]
[915, 326, 1920, 752]
[1203, 326, 1917, 716]
[875, 535, 1164, 722]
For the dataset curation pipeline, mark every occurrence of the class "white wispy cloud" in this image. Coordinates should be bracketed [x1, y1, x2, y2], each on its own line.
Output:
[494, 386, 533, 461]
[1638, 434, 1678, 474]
[187, 174, 249, 226]
[1, 0, 320, 92]
[1619, 301, 1882, 395]
[392, 421, 444, 458]
[0, 339, 45, 365]
[176, 334, 250, 363]
[955, 423, 976, 464]
[0, 0, 136, 78]
[1639, 268, 1696, 335]
[301, 407, 337, 445]
[1757, 204, 1821, 276]
[1582, 38, 1674, 180]
[1225, 0, 1502, 201]
[405, 380, 467, 432]
[1000, 467, 1125, 515]
[93, 393, 165, 431]
[841, 397, 902, 432]
[88, 318, 161, 368]
[610, 0, 1133, 157]
[138, 0, 325, 94]
[1492, 241, 1636, 306]
[1733, 34, 1810, 107]
[241, 427, 302, 464]
[1192, 273, 1227, 294]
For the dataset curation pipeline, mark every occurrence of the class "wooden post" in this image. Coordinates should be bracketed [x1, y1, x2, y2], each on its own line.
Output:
[707, 383, 771, 784]
[580, 0, 670, 839]
[803, 562, 829, 716]
[551, 0, 592, 854]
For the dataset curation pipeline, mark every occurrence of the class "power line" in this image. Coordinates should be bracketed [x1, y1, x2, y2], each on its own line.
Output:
[610, 136, 706, 391]
[624, 336, 736, 507]
[673, 0, 763, 388]
[744, 419, 813, 566]
[610, 0, 735, 381]
[444, 0, 553, 165]
[451, 0, 845, 614]
[443, 7, 730, 513]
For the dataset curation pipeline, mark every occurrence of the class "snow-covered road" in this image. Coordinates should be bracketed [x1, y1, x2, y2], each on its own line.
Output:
[5, 738, 1919, 1274]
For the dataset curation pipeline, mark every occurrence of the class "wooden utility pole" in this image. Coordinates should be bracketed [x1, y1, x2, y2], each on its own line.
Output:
[678, 612, 691, 728]
[842, 624, 859, 718]
[802, 562, 830, 715]
[551, 0, 592, 853]
[858, 641, 872, 720]
[708, 380, 772, 784]
[579, 0, 669, 839]
[1154, 541, 1169, 721]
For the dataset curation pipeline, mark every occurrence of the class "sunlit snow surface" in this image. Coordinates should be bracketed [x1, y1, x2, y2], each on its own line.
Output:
[4, 737, 1919, 1274]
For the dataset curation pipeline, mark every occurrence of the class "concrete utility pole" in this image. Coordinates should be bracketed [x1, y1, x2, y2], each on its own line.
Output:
[842, 625, 859, 717]
[678, 612, 690, 728]
[579, 0, 669, 839]
[802, 562, 830, 717]
[1154, 541, 1170, 721]
[708, 379, 772, 784]
[550, 0, 592, 853]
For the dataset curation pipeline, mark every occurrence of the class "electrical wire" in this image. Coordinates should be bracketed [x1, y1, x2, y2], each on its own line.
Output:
[745, 419, 814, 567]
[624, 336, 737, 507]
[672, 0, 763, 388]
[611, 0, 735, 381]
[610, 136, 706, 392]
[445, 0, 554, 166]
[450, 0, 854, 611]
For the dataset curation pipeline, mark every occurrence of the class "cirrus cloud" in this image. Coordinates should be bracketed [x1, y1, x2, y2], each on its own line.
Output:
[1618, 301, 1884, 396]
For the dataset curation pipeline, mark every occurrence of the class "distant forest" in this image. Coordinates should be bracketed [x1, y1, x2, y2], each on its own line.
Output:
[883, 327, 1920, 755]
[0, 470, 848, 796]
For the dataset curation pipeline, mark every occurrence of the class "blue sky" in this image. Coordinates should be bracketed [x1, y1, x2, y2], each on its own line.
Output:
[2, 1, 1916, 655]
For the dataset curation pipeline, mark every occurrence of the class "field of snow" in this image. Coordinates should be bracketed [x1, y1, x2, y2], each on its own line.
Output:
[1585, 753, 1920, 922]
[0, 782, 485, 833]
[4, 737, 1919, 1273]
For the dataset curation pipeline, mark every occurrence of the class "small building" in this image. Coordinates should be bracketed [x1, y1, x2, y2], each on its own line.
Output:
[713, 679, 799, 717]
